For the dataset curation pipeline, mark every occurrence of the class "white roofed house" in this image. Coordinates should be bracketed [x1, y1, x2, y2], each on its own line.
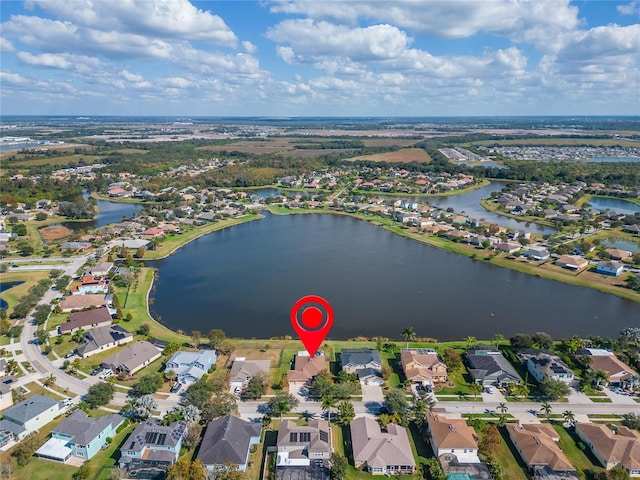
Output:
[163, 350, 217, 386]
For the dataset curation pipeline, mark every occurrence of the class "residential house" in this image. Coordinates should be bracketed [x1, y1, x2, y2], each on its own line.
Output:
[102, 341, 161, 375]
[0, 375, 17, 411]
[287, 352, 326, 388]
[58, 306, 112, 334]
[229, 358, 271, 392]
[465, 348, 521, 386]
[77, 325, 134, 358]
[400, 349, 447, 386]
[494, 242, 522, 254]
[526, 353, 575, 384]
[507, 424, 579, 480]
[623, 225, 640, 235]
[140, 228, 165, 240]
[425, 413, 487, 477]
[0, 395, 63, 441]
[59, 241, 91, 252]
[70, 276, 110, 295]
[197, 414, 261, 472]
[605, 248, 632, 261]
[59, 294, 109, 313]
[340, 349, 384, 385]
[276, 419, 332, 468]
[556, 255, 589, 271]
[350, 416, 416, 475]
[83, 262, 114, 277]
[35, 411, 124, 463]
[596, 261, 624, 277]
[118, 421, 186, 476]
[119, 239, 151, 250]
[576, 423, 640, 477]
[522, 246, 551, 261]
[164, 350, 217, 386]
[577, 349, 637, 387]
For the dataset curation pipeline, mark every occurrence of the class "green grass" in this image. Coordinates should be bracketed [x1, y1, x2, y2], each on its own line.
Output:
[0, 270, 49, 316]
[552, 424, 604, 479]
[496, 427, 533, 480]
[114, 267, 188, 344]
[589, 397, 612, 403]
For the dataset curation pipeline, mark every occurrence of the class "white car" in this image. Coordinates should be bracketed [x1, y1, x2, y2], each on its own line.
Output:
[98, 369, 113, 380]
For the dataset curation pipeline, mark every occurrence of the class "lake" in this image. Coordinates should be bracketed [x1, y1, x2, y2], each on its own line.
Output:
[61, 198, 143, 230]
[148, 212, 639, 341]
[256, 182, 555, 234]
[587, 197, 640, 216]
[0, 281, 23, 310]
[586, 157, 640, 163]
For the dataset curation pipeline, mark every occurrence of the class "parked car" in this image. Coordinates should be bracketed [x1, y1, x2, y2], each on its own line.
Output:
[64, 350, 76, 359]
[91, 367, 103, 376]
[98, 369, 113, 380]
[170, 383, 182, 393]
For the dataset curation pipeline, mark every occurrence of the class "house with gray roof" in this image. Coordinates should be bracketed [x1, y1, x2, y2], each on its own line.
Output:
[466, 348, 522, 386]
[526, 352, 575, 385]
[0, 375, 17, 412]
[164, 350, 217, 386]
[102, 341, 161, 375]
[77, 325, 133, 358]
[197, 414, 261, 472]
[58, 306, 113, 334]
[340, 348, 383, 385]
[35, 410, 124, 462]
[119, 420, 186, 476]
[350, 416, 416, 475]
[229, 357, 271, 393]
[0, 394, 62, 440]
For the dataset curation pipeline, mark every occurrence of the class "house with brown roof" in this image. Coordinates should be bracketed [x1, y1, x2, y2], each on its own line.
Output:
[140, 228, 165, 240]
[507, 424, 579, 480]
[70, 276, 110, 295]
[605, 248, 632, 261]
[425, 413, 479, 463]
[287, 352, 326, 388]
[350, 416, 416, 475]
[60, 294, 109, 313]
[400, 349, 447, 386]
[576, 424, 640, 477]
[578, 349, 638, 387]
[101, 341, 161, 375]
[58, 306, 112, 334]
[276, 419, 332, 469]
[555, 255, 589, 271]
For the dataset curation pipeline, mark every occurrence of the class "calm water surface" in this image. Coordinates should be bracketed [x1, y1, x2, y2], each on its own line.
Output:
[149, 213, 639, 341]
[587, 197, 640, 216]
[62, 198, 143, 230]
[0, 281, 23, 309]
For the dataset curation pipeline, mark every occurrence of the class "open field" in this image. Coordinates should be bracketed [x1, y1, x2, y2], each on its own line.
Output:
[196, 136, 420, 158]
[466, 138, 640, 148]
[347, 148, 431, 163]
[38, 225, 73, 243]
[0, 270, 49, 315]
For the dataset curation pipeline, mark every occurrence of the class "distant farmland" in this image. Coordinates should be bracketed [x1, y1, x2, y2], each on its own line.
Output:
[466, 138, 640, 148]
[347, 148, 431, 163]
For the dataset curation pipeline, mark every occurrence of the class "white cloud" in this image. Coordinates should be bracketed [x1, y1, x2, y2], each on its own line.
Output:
[0, 71, 29, 85]
[242, 41, 257, 54]
[617, 1, 640, 15]
[0, 38, 15, 52]
[17, 52, 72, 69]
[25, 0, 238, 47]
[121, 69, 144, 82]
[267, 20, 411, 61]
[268, 0, 580, 45]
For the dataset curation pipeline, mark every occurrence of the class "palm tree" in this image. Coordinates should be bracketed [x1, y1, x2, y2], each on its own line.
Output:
[402, 327, 416, 349]
[563, 410, 576, 426]
[43, 374, 56, 387]
[540, 401, 552, 420]
[470, 382, 483, 400]
[321, 396, 336, 422]
[493, 333, 504, 349]
[465, 336, 477, 348]
[425, 396, 436, 413]
[5, 359, 19, 375]
[498, 402, 509, 426]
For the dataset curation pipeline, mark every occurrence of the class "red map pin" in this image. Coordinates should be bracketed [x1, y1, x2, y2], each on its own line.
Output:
[290, 295, 334, 357]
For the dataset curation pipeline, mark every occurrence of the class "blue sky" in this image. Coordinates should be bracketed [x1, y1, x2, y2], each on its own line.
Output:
[1, 0, 638, 116]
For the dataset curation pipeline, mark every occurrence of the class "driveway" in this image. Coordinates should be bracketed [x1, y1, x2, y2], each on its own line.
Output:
[362, 383, 384, 403]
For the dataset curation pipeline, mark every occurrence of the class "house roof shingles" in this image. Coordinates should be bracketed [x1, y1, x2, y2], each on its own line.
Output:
[507, 424, 575, 472]
[2, 394, 58, 424]
[576, 423, 640, 471]
[287, 352, 326, 383]
[54, 410, 124, 446]
[426, 413, 478, 450]
[59, 306, 112, 333]
[350, 416, 416, 469]
[102, 340, 160, 372]
[197, 414, 261, 466]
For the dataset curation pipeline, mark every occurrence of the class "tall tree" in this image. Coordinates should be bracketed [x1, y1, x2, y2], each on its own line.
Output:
[337, 400, 355, 426]
[493, 333, 505, 349]
[402, 327, 416, 348]
[470, 382, 483, 399]
[540, 401, 553, 420]
[267, 392, 299, 420]
[465, 336, 477, 348]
